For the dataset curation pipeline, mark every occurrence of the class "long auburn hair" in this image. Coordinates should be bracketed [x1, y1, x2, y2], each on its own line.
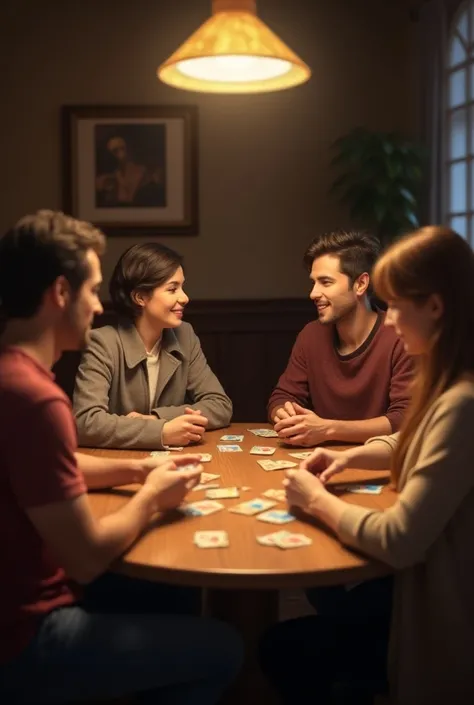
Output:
[373, 226, 474, 483]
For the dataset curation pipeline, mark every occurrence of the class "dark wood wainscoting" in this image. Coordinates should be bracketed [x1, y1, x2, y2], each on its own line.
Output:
[53, 299, 314, 423]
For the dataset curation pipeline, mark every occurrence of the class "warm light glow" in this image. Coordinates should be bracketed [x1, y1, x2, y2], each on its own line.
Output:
[176, 55, 292, 83]
[157, 2, 311, 94]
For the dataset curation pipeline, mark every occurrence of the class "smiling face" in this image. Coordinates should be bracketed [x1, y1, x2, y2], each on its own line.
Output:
[385, 295, 443, 356]
[309, 254, 368, 324]
[135, 266, 189, 330]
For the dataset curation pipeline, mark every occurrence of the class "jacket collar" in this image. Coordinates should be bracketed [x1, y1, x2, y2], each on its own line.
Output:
[117, 321, 183, 369]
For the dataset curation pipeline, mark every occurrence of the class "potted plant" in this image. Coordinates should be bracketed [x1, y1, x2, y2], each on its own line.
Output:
[330, 127, 425, 248]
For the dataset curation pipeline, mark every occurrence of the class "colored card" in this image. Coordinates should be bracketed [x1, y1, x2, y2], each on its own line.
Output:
[217, 445, 242, 452]
[181, 500, 224, 517]
[257, 459, 297, 472]
[256, 509, 295, 524]
[194, 531, 229, 548]
[229, 498, 276, 516]
[205, 487, 240, 499]
[220, 434, 244, 442]
[250, 446, 276, 455]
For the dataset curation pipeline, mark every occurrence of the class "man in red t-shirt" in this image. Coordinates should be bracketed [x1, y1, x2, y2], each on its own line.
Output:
[268, 229, 413, 445]
[0, 210, 242, 704]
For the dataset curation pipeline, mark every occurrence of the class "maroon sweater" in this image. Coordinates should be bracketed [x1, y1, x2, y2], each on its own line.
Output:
[268, 312, 413, 432]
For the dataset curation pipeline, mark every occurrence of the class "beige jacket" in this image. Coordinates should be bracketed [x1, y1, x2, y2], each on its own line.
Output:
[338, 379, 474, 705]
[73, 321, 232, 449]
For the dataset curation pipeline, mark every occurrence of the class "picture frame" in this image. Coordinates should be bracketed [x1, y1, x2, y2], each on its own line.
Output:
[62, 105, 199, 236]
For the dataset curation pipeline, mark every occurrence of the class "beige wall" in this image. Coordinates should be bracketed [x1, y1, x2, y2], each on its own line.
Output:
[0, 0, 416, 299]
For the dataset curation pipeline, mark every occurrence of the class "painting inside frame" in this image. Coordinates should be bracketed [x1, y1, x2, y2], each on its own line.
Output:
[62, 105, 198, 235]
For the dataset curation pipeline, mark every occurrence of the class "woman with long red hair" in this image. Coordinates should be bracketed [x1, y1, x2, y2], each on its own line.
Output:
[260, 226, 474, 705]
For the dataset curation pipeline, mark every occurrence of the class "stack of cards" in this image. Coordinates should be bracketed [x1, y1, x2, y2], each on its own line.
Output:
[181, 500, 224, 517]
[257, 531, 312, 549]
[220, 434, 244, 442]
[217, 445, 242, 453]
[262, 488, 286, 502]
[256, 509, 295, 524]
[257, 459, 297, 472]
[248, 429, 278, 438]
[194, 531, 229, 548]
[250, 446, 276, 456]
[229, 498, 276, 515]
[205, 487, 240, 499]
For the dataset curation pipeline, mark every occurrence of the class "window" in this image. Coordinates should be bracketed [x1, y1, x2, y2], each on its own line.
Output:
[446, 1, 474, 241]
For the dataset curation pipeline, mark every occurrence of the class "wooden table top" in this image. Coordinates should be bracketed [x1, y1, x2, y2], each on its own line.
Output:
[83, 423, 396, 590]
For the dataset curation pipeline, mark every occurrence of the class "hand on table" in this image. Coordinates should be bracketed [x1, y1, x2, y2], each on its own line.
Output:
[162, 408, 208, 447]
[274, 403, 330, 447]
[144, 455, 203, 510]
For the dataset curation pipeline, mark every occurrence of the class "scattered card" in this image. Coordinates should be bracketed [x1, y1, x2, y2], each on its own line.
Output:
[346, 485, 383, 495]
[257, 459, 297, 472]
[262, 488, 286, 502]
[220, 434, 244, 442]
[206, 487, 240, 499]
[192, 483, 220, 492]
[194, 531, 229, 548]
[256, 530, 291, 546]
[229, 498, 276, 516]
[198, 453, 212, 462]
[288, 452, 313, 460]
[177, 463, 201, 472]
[150, 450, 170, 457]
[217, 445, 242, 452]
[250, 446, 276, 455]
[181, 500, 224, 517]
[248, 428, 278, 438]
[256, 509, 295, 524]
[200, 472, 220, 483]
[274, 532, 312, 549]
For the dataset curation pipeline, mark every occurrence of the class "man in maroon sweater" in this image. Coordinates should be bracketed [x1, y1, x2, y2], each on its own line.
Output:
[268, 229, 412, 446]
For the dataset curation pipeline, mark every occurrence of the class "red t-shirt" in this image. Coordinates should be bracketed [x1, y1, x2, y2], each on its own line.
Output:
[0, 347, 86, 664]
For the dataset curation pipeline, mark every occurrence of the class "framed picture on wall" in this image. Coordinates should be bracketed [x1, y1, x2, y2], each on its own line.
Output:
[62, 105, 199, 235]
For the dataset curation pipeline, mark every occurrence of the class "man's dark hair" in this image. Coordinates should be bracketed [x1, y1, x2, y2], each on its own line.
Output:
[303, 229, 380, 286]
[0, 210, 105, 319]
[109, 242, 183, 320]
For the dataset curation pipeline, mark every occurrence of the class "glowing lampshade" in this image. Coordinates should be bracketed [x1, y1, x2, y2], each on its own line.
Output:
[157, 0, 311, 94]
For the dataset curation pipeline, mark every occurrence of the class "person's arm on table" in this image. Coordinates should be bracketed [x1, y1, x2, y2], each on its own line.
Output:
[75, 452, 168, 489]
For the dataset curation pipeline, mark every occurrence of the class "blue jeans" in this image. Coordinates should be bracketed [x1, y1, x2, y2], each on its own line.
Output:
[1, 574, 243, 704]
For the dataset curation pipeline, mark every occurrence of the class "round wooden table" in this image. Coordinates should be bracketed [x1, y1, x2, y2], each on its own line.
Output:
[83, 423, 396, 704]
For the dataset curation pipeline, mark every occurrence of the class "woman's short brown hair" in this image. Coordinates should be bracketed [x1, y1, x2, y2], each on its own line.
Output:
[109, 242, 183, 320]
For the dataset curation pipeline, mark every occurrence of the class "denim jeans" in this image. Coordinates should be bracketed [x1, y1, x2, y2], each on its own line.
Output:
[1, 573, 243, 705]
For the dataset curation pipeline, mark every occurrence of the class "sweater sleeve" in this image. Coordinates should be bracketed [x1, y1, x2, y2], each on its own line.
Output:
[73, 331, 166, 450]
[337, 394, 474, 569]
[267, 327, 311, 419]
[385, 338, 413, 432]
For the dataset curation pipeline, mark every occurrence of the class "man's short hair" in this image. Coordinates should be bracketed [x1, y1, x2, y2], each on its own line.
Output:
[109, 242, 183, 320]
[0, 210, 105, 319]
[303, 229, 380, 285]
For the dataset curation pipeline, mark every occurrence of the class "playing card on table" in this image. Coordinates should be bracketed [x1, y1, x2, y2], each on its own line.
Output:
[250, 446, 276, 455]
[288, 451, 313, 460]
[192, 482, 220, 492]
[200, 472, 220, 483]
[256, 509, 295, 524]
[274, 532, 312, 549]
[248, 428, 278, 438]
[194, 531, 229, 548]
[220, 434, 244, 442]
[150, 450, 170, 457]
[177, 463, 201, 472]
[346, 484, 383, 495]
[181, 500, 224, 517]
[256, 530, 291, 546]
[217, 444, 242, 452]
[198, 453, 212, 462]
[257, 459, 297, 472]
[262, 488, 286, 502]
[206, 487, 240, 499]
[229, 498, 276, 516]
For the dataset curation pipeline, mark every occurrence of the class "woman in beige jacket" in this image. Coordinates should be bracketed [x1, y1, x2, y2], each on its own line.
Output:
[73, 243, 232, 450]
[260, 226, 474, 705]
